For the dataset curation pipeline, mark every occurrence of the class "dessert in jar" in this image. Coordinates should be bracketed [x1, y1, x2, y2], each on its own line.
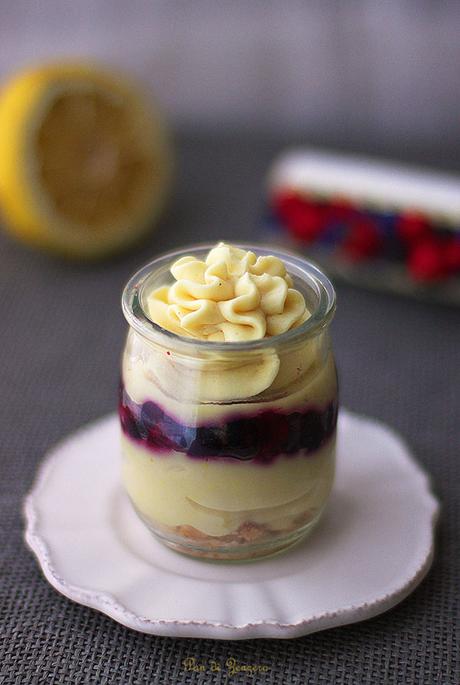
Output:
[120, 242, 338, 560]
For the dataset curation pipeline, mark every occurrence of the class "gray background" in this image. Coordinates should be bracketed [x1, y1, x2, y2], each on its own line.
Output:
[2, 0, 460, 157]
[0, 131, 459, 684]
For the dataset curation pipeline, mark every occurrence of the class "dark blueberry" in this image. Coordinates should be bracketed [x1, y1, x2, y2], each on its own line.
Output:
[141, 401, 164, 429]
[300, 411, 324, 452]
[178, 425, 198, 452]
[133, 402, 162, 441]
[368, 212, 405, 261]
[157, 414, 187, 451]
[146, 425, 174, 451]
[189, 426, 225, 458]
[318, 221, 348, 246]
[367, 210, 397, 232]
[224, 418, 257, 460]
[285, 412, 302, 454]
[144, 412, 182, 451]
[256, 412, 290, 461]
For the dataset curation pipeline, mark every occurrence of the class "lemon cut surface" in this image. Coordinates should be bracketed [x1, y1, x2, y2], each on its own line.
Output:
[0, 64, 172, 258]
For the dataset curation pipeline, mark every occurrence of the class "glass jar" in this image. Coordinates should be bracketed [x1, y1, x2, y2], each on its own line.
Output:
[120, 244, 338, 561]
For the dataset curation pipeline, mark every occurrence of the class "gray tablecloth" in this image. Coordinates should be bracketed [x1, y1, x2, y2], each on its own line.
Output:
[1, 132, 458, 685]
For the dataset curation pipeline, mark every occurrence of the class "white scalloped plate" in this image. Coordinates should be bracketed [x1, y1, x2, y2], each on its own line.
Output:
[24, 410, 439, 640]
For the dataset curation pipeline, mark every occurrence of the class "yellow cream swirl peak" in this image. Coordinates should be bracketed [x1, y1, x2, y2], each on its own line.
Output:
[147, 243, 308, 342]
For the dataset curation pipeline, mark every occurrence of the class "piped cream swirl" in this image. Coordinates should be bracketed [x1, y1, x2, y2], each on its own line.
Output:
[147, 243, 308, 342]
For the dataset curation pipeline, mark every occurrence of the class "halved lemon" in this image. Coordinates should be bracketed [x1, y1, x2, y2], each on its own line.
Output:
[0, 63, 173, 259]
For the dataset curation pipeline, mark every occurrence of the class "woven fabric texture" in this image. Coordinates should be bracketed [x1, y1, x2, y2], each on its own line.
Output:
[0, 132, 458, 685]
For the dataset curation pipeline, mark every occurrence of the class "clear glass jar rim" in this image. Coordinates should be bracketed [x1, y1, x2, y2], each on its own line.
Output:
[121, 242, 336, 352]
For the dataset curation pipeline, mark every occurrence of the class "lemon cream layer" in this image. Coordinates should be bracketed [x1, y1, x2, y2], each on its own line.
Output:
[122, 328, 337, 422]
[122, 435, 335, 537]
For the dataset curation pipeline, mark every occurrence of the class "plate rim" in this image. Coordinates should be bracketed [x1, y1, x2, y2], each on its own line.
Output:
[23, 410, 440, 640]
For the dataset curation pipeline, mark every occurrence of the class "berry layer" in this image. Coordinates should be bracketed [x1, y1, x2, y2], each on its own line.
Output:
[120, 385, 337, 464]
